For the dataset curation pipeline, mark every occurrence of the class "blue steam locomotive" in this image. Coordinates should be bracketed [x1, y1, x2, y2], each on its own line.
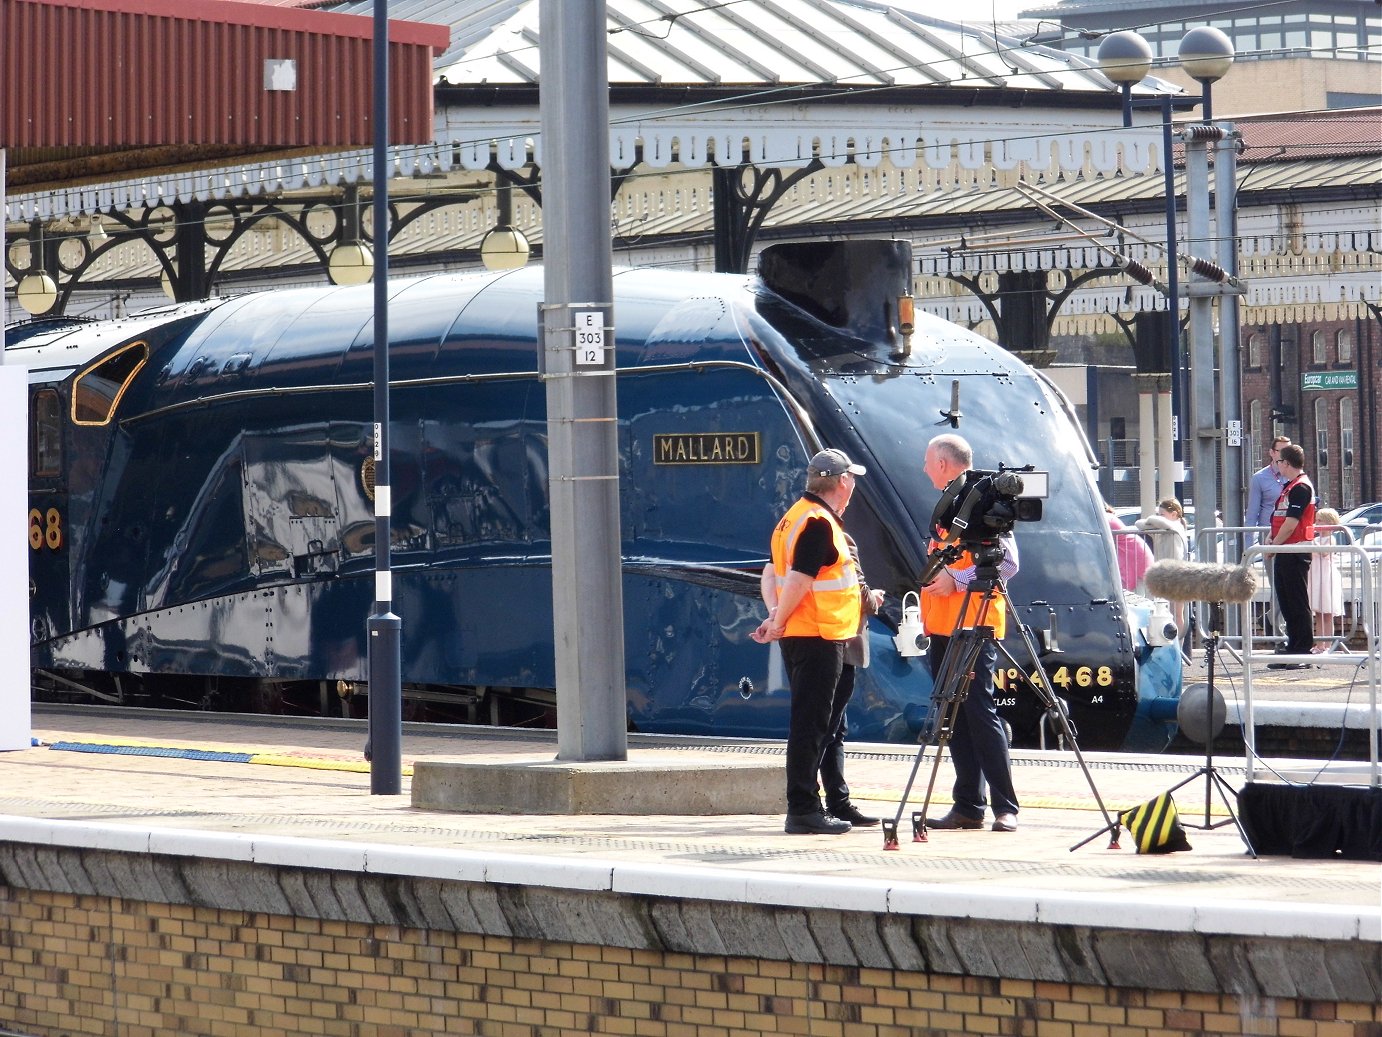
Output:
[17, 240, 1179, 750]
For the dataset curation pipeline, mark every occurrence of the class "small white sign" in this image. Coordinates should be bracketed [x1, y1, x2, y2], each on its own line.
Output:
[574, 310, 605, 366]
[264, 59, 298, 92]
[1226, 420, 1242, 447]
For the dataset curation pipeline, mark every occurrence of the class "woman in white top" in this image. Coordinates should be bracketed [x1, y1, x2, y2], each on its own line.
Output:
[1136, 498, 1190, 633]
[1136, 498, 1189, 563]
[1308, 507, 1344, 651]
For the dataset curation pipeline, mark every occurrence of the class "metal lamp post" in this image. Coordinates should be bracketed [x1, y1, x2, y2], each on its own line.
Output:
[1099, 29, 1239, 538]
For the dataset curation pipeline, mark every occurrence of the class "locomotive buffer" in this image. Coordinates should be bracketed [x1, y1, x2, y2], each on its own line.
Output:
[883, 546, 1123, 852]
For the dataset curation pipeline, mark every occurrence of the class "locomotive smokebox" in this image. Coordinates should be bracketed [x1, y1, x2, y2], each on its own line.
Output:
[756, 239, 914, 357]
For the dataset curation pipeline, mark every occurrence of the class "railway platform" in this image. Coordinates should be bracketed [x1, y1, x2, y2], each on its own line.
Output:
[0, 701, 1378, 1036]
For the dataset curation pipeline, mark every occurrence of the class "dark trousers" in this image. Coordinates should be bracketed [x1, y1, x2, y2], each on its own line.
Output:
[781, 637, 854, 816]
[819, 664, 858, 812]
[928, 634, 1019, 820]
[1273, 552, 1313, 654]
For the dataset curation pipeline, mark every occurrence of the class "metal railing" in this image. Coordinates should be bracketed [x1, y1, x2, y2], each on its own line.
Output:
[1238, 540, 1380, 787]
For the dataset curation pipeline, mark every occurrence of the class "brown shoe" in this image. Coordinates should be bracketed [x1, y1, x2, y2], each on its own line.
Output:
[925, 810, 983, 831]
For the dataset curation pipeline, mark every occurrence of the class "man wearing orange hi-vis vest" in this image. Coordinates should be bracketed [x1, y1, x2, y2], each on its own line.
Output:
[752, 449, 879, 835]
[919, 433, 1022, 834]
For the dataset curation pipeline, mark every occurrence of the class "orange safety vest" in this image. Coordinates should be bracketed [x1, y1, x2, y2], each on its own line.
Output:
[1270, 475, 1316, 544]
[770, 496, 860, 641]
[919, 542, 1008, 639]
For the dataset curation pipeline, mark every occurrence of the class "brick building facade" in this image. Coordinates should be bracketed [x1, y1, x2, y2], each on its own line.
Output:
[1241, 313, 1381, 510]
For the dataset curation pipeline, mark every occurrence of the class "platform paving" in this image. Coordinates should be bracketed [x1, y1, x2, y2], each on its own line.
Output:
[1, 704, 1376, 929]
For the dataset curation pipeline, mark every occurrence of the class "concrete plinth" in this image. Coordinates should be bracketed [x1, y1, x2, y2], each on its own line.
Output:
[412, 751, 783, 815]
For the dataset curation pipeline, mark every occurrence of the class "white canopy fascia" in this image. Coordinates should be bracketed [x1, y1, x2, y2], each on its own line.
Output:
[443, 102, 1161, 174]
[5, 102, 1161, 223]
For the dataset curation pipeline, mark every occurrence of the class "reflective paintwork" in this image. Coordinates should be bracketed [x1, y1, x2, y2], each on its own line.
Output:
[26, 252, 1176, 748]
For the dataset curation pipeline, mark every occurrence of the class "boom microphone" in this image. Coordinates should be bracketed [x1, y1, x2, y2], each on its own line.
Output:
[1144, 560, 1259, 603]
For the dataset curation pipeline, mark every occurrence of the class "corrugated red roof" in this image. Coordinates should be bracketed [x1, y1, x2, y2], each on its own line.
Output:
[3, 0, 449, 149]
[1231, 109, 1382, 163]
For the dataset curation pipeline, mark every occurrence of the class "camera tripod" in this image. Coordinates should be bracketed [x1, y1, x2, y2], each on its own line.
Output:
[884, 568, 1123, 852]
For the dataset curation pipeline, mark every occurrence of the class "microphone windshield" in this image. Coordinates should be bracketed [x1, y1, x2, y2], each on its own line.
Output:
[1144, 559, 1258, 603]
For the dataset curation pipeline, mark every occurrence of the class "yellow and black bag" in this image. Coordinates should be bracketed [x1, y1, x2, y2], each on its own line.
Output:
[1119, 793, 1193, 854]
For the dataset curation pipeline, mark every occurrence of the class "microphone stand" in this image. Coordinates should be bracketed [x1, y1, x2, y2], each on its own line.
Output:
[1159, 620, 1257, 858]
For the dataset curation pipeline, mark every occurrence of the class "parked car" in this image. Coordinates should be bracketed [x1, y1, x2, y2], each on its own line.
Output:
[1340, 502, 1382, 536]
[1113, 505, 1196, 534]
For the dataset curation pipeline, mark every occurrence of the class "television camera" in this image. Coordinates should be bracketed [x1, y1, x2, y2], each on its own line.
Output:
[918, 465, 1044, 587]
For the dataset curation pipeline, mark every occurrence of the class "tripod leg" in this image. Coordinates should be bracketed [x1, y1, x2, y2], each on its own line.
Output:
[885, 628, 982, 848]
[1208, 769, 1258, 858]
[915, 630, 987, 837]
[999, 601, 1124, 850]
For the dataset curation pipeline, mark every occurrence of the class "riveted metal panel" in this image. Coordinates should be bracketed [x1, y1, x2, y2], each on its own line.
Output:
[4, 0, 448, 149]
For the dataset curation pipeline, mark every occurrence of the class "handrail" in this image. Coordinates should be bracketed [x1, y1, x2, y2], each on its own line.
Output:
[1239, 541, 1379, 787]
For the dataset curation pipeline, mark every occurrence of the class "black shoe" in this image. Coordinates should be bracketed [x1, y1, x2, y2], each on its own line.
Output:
[924, 810, 984, 831]
[1267, 662, 1311, 670]
[828, 802, 880, 827]
[785, 812, 851, 835]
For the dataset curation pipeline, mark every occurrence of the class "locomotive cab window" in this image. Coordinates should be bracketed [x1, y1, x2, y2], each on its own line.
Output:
[71, 341, 148, 426]
[31, 389, 62, 476]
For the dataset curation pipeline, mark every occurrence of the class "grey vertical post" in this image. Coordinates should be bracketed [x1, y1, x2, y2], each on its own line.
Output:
[1160, 96, 1187, 501]
[368, 0, 402, 794]
[539, 0, 628, 762]
[1185, 135, 1218, 537]
[1216, 127, 1244, 533]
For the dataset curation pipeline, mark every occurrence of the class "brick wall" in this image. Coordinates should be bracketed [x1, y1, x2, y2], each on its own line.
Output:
[2, 886, 1379, 1037]
[1241, 316, 1380, 509]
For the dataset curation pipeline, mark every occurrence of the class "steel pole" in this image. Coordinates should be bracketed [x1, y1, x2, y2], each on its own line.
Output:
[368, 0, 402, 794]
[539, 0, 628, 762]
[1216, 126, 1245, 532]
[1160, 96, 1187, 502]
[1185, 133, 1218, 537]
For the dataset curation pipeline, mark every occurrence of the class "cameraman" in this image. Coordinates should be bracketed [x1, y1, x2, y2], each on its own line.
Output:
[919, 433, 1022, 833]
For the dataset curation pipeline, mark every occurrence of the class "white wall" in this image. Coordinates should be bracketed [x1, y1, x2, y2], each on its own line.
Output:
[0, 363, 30, 750]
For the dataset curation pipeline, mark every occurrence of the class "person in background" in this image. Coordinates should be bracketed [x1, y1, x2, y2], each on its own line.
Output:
[1308, 507, 1344, 653]
[1137, 498, 1190, 634]
[1105, 502, 1153, 594]
[1136, 497, 1190, 562]
[1247, 436, 1291, 542]
[821, 533, 887, 826]
[1266, 443, 1316, 669]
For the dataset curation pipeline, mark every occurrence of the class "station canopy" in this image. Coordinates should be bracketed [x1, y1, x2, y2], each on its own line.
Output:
[4, 0, 1173, 223]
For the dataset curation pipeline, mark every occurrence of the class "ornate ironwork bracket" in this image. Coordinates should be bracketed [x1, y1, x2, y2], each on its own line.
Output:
[712, 155, 825, 274]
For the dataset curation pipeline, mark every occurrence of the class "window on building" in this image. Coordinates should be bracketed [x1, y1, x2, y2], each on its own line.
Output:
[1249, 399, 1262, 465]
[1341, 400, 1355, 509]
[1337, 328, 1353, 364]
[1311, 330, 1327, 365]
[1247, 332, 1263, 368]
[1315, 398, 1329, 470]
